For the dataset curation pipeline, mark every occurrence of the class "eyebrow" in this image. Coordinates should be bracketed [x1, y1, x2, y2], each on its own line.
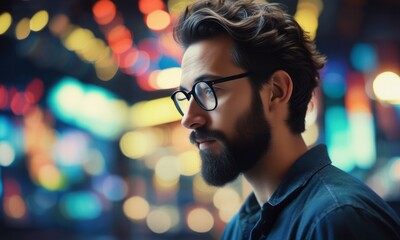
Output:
[178, 73, 222, 91]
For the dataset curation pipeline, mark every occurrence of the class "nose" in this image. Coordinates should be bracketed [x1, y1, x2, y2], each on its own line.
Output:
[181, 98, 207, 129]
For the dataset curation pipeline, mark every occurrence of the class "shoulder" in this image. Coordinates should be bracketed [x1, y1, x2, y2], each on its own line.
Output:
[302, 165, 400, 239]
[306, 204, 400, 240]
[221, 213, 241, 240]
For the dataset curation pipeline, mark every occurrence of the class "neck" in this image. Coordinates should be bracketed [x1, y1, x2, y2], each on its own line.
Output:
[243, 135, 308, 207]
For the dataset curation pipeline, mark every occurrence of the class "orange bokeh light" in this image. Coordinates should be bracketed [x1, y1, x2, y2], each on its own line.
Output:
[107, 25, 133, 54]
[93, 0, 117, 25]
[146, 10, 171, 31]
[139, 0, 165, 15]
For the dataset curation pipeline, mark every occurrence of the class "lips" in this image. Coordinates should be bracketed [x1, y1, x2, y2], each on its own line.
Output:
[196, 139, 216, 149]
[189, 129, 223, 149]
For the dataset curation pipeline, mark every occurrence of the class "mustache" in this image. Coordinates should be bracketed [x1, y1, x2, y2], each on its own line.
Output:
[189, 128, 227, 145]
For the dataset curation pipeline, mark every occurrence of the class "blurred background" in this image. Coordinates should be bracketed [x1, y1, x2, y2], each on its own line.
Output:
[0, 0, 399, 239]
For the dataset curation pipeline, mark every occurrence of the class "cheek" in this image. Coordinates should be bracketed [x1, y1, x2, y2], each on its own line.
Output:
[210, 92, 253, 139]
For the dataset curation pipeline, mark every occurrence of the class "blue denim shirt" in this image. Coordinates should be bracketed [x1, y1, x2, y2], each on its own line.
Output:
[221, 145, 400, 240]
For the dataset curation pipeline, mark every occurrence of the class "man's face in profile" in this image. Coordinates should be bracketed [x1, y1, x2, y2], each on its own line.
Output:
[180, 36, 272, 186]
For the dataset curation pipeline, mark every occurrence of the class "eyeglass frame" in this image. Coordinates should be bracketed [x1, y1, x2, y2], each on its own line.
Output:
[171, 72, 251, 116]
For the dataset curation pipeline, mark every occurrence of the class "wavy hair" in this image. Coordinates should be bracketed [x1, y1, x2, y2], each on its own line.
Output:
[174, 0, 326, 133]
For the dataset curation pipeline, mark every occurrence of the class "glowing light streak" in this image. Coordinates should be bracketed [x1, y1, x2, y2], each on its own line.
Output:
[129, 97, 182, 128]
[348, 112, 376, 169]
[325, 106, 355, 172]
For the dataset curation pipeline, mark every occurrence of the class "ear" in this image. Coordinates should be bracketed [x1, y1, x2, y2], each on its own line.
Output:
[269, 70, 293, 105]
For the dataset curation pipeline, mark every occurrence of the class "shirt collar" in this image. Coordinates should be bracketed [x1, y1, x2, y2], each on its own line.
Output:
[268, 144, 331, 206]
[240, 144, 332, 215]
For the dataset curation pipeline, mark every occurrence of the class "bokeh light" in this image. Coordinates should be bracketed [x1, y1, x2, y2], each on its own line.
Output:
[123, 196, 150, 221]
[93, 0, 117, 25]
[187, 207, 214, 233]
[146, 207, 172, 234]
[0, 141, 16, 167]
[146, 10, 171, 31]
[373, 71, 400, 104]
[30, 10, 49, 32]
[15, 18, 31, 40]
[0, 12, 12, 35]
[1, 0, 399, 239]
[350, 43, 378, 73]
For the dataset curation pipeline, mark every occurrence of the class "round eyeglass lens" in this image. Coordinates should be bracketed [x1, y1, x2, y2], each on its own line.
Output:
[194, 82, 216, 110]
[174, 91, 190, 115]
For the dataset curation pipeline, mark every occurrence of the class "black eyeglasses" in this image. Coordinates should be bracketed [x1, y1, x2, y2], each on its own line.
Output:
[171, 72, 251, 116]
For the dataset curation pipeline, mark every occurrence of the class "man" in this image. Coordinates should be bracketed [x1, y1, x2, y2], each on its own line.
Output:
[170, 0, 400, 239]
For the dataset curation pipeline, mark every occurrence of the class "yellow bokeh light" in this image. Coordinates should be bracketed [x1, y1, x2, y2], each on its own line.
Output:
[298, 0, 323, 15]
[64, 28, 94, 51]
[155, 156, 180, 181]
[16, 18, 31, 40]
[154, 174, 180, 189]
[167, 0, 194, 16]
[30, 10, 49, 32]
[155, 67, 182, 90]
[187, 208, 214, 233]
[38, 164, 65, 190]
[218, 208, 237, 223]
[213, 187, 241, 210]
[94, 57, 119, 81]
[120, 131, 149, 159]
[123, 196, 150, 220]
[193, 174, 217, 203]
[79, 38, 109, 63]
[0, 12, 12, 35]
[146, 208, 172, 233]
[146, 10, 171, 31]
[178, 151, 201, 176]
[372, 71, 400, 104]
[294, 9, 318, 40]
[129, 97, 182, 128]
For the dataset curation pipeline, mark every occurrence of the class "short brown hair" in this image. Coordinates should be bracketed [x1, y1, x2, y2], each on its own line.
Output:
[174, 0, 326, 133]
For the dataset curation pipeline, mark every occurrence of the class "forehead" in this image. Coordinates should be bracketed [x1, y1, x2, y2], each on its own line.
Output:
[180, 36, 240, 87]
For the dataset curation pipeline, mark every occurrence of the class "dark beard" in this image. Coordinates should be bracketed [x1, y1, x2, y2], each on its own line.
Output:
[190, 91, 272, 186]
